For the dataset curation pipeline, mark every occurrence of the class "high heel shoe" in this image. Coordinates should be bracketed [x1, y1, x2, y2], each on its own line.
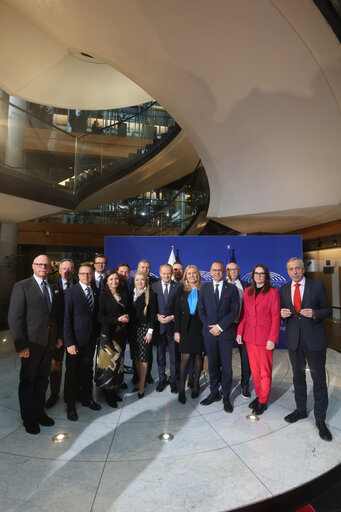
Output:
[191, 389, 199, 399]
[138, 392, 144, 399]
[178, 391, 186, 404]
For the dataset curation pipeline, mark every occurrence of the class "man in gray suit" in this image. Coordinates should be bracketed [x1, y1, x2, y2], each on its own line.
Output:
[8, 254, 61, 435]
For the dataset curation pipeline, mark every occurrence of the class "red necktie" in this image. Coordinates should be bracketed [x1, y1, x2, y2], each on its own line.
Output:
[294, 283, 301, 313]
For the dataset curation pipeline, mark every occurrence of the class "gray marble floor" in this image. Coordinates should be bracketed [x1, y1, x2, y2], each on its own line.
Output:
[0, 331, 340, 512]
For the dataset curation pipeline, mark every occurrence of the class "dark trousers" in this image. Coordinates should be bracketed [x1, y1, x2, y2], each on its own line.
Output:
[49, 344, 65, 396]
[19, 348, 51, 424]
[238, 343, 251, 386]
[157, 332, 180, 383]
[204, 335, 233, 398]
[64, 344, 95, 405]
[288, 340, 328, 421]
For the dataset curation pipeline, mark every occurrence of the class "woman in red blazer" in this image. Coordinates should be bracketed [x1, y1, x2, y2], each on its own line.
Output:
[237, 264, 280, 415]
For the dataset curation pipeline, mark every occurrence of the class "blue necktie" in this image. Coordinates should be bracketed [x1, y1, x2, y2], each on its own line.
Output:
[86, 287, 94, 312]
[41, 280, 52, 311]
[164, 283, 169, 304]
[99, 275, 103, 290]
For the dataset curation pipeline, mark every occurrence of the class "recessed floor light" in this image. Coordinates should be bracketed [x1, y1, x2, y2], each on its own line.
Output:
[52, 433, 69, 443]
[159, 432, 174, 442]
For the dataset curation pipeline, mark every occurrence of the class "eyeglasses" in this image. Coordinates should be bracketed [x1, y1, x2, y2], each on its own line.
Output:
[211, 268, 223, 272]
[254, 272, 265, 276]
[33, 263, 50, 268]
[79, 272, 92, 276]
[94, 262, 106, 265]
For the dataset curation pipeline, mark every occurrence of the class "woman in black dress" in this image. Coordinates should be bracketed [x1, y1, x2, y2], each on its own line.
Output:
[174, 265, 204, 404]
[96, 270, 129, 407]
[128, 271, 157, 398]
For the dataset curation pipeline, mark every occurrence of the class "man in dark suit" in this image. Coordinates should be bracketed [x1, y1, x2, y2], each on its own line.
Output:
[152, 263, 181, 392]
[46, 259, 77, 408]
[198, 261, 239, 412]
[92, 254, 107, 291]
[226, 262, 251, 399]
[8, 254, 61, 434]
[64, 262, 101, 421]
[280, 257, 332, 441]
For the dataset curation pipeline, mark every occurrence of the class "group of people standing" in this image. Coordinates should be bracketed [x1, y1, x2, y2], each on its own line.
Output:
[8, 253, 332, 442]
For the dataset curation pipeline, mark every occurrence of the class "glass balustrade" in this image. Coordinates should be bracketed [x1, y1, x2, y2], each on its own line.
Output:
[74, 102, 179, 196]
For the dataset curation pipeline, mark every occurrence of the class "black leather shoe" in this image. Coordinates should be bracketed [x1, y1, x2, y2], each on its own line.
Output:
[82, 399, 102, 411]
[38, 413, 55, 426]
[178, 391, 186, 404]
[120, 382, 128, 390]
[191, 389, 199, 399]
[67, 406, 78, 421]
[241, 384, 251, 399]
[200, 393, 221, 406]
[223, 397, 233, 413]
[112, 392, 123, 402]
[46, 394, 59, 409]
[156, 379, 169, 392]
[146, 374, 154, 384]
[24, 421, 40, 435]
[316, 420, 332, 442]
[284, 409, 308, 423]
[249, 397, 259, 409]
[106, 398, 118, 408]
[170, 382, 178, 393]
[138, 392, 144, 399]
[253, 402, 267, 415]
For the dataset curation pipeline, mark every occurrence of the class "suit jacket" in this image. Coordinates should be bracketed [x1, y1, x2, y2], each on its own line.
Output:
[279, 279, 332, 351]
[128, 289, 157, 331]
[152, 280, 181, 335]
[63, 283, 99, 348]
[54, 276, 78, 338]
[174, 287, 202, 335]
[8, 276, 60, 354]
[98, 288, 128, 338]
[198, 280, 239, 339]
[237, 287, 280, 345]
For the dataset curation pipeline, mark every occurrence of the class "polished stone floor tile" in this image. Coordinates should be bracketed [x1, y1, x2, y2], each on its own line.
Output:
[109, 415, 227, 461]
[0, 419, 116, 462]
[0, 452, 104, 512]
[204, 402, 289, 445]
[119, 394, 199, 423]
[93, 448, 271, 512]
[233, 420, 341, 495]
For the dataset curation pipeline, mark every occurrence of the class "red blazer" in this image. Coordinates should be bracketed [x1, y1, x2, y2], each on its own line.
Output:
[237, 286, 280, 345]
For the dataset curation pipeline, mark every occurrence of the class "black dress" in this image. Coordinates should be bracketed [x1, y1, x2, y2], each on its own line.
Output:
[174, 288, 205, 354]
[128, 289, 157, 362]
[96, 289, 128, 389]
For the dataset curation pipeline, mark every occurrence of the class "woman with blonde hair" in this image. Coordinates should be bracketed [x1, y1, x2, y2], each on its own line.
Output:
[128, 272, 157, 398]
[174, 265, 205, 404]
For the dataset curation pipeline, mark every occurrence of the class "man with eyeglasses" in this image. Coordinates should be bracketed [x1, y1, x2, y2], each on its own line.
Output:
[226, 262, 251, 399]
[280, 257, 332, 441]
[92, 254, 108, 291]
[46, 259, 77, 409]
[198, 261, 239, 412]
[8, 254, 62, 435]
[64, 262, 101, 421]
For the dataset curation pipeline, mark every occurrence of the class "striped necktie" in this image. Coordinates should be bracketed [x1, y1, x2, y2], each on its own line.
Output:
[85, 286, 94, 312]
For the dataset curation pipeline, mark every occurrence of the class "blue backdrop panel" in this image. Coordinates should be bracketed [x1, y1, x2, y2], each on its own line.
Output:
[105, 235, 302, 349]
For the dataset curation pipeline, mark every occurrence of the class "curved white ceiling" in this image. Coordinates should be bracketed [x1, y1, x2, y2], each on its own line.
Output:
[0, 0, 340, 233]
